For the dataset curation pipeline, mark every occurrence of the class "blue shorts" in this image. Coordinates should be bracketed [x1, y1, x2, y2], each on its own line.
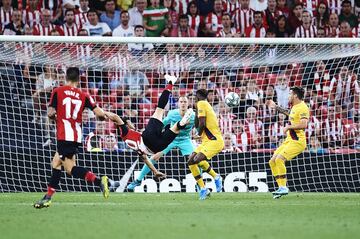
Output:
[162, 138, 194, 156]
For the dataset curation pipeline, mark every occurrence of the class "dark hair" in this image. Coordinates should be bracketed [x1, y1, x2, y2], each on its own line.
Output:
[105, 0, 116, 3]
[87, 8, 97, 17]
[254, 11, 263, 17]
[121, 10, 129, 17]
[341, 0, 352, 6]
[290, 86, 305, 100]
[222, 12, 231, 19]
[134, 25, 144, 30]
[186, 1, 198, 15]
[66, 67, 80, 82]
[64, 9, 75, 16]
[179, 14, 188, 21]
[196, 89, 208, 99]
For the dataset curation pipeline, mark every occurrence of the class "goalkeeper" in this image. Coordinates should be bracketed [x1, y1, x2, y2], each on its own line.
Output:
[127, 95, 195, 190]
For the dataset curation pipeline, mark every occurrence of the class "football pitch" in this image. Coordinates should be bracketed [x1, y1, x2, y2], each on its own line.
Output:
[0, 193, 359, 239]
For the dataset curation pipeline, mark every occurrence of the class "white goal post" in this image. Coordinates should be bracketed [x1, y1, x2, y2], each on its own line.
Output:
[0, 36, 359, 193]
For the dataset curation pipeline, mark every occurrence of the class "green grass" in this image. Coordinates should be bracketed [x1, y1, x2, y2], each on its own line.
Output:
[0, 193, 360, 239]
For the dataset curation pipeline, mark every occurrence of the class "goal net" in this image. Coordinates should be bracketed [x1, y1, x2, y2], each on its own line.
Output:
[0, 36, 359, 193]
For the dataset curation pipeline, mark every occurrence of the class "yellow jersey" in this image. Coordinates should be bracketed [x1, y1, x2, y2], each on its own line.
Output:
[287, 101, 310, 142]
[197, 100, 223, 142]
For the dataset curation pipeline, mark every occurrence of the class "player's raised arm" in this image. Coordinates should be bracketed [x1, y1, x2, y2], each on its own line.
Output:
[104, 111, 125, 125]
[266, 99, 290, 116]
[195, 90, 208, 136]
[139, 154, 166, 180]
[93, 107, 106, 121]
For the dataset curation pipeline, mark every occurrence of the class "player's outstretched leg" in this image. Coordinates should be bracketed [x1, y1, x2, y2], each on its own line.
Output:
[188, 153, 212, 200]
[34, 153, 62, 209]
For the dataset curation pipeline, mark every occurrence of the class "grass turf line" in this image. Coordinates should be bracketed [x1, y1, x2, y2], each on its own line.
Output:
[0, 193, 359, 239]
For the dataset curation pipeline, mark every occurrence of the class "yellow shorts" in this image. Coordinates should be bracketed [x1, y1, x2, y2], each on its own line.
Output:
[195, 139, 224, 160]
[274, 139, 306, 161]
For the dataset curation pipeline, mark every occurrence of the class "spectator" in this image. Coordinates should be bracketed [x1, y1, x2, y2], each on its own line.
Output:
[23, 0, 41, 28]
[260, 84, 277, 134]
[313, 1, 329, 29]
[313, 60, 331, 100]
[170, 14, 197, 37]
[128, 25, 154, 56]
[288, 2, 303, 34]
[245, 78, 263, 102]
[128, 0, 147, 27]
[243, 106, 264, 149]
[0, 0, 13, 33]
[116, 91, 138, 124]
[85, 120, 118, 152]
[309, 136, 328, 153]
[320, 104, 343, 148]
[250, 0, 267, 12]
[113, 11, 134, 37]
[205, 0, 224, 36]
[298, 0, 317, 16]
[165, 0, 179, 30]
[233, 119, 251, 151]
[207, 89, 219, 106]
[59, 9, 80, 36]
[33, 65, 57, 123]
[100, 0, 121, 31]
[295, 10, 317, 37]
[329, 66, 359, 107]
[317, 26, 326, 37]
[339, 0, 358, 28]
[233, 0, 254, 36]
[222, 132, 242, 152]
[3, 9, 25, 35]
[75, 0, 90, 27]
[187, 1, 203, 35]
[263, 0, 283, 29]
[82, 108, 96, 141]
[327, 12, 339, 37]
[158, 43, 189, 79]
[143, 0, 168, 37]
[41, 0, 63, 24]
[276, 0, 289, 17]
[274, 75, 289, 107]
[117, 0, 134, 11]
[329, 0, 342, 15]
[217, 13, 240, 37]
[337, 20, 355, 37]
[268, 113, 287, 148]
[218, 101, 237, 134]
[196, 0, 214, 16]
[275, 14, 291, 37]
[63, 0, 80, 11]
[33, 9, 57, 35]
[245, 10, 267, 37]
[122, 60, 150, 99]
[223, 0, 240, 14]
[83, 8, 112, 36]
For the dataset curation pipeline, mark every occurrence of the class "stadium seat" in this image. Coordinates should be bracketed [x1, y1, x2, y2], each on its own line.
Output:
[148, 88, 161, 104]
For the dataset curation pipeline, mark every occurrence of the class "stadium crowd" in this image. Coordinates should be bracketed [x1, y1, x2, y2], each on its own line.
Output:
[1, 0, 360, 154]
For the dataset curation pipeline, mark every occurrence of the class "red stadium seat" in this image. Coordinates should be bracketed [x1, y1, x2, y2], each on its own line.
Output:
[148, 88, 161, 104]
[139, 103, 156, 117]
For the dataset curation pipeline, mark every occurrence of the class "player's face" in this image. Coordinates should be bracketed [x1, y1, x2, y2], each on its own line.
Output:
[66, 11, 75, 24]
[288, 90, 296, 103]
[178, 97, 189, 111]
[121, 12, 129, 26]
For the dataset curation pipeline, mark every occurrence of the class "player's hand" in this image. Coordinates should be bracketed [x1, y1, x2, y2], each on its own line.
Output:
[154, 171, 166, 180]
[266, 99, 277, 109]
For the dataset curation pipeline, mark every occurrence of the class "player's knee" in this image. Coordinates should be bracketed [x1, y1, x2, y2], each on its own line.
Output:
[268, 159, 275, 166]
[275, 157, 285, 164]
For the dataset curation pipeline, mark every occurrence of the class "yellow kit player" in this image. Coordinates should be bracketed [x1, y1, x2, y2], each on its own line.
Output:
[188, 89, 225, 200]
[266, 86, 309, 199]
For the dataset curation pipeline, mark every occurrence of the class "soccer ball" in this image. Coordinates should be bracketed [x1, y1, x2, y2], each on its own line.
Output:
[224, 92, 240, 107]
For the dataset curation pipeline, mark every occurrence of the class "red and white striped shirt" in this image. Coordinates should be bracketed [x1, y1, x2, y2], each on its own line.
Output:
[40, 0, 63, 18]
[49, 85, 97, 143]
[60, 23, 80, 36]
[188, 15, 202, 33]
[15, 42, 33, 65]
[298, 0, 320, 16]
[219, 113, 236, 135]
[75, 8, 89, 28]
[33, 23, 56, 35]
[329, 74, 360, 104]
[352, 24, 360, 37]
[206, 12, 223, 32]
[328, 0, 342, 15]
[243, 119, 263, 138]
[235, 132, 251, 152]
[0, 7, 13, 31]
[325, 26, 339, 37]
[217, 27, 238, 37]
[306, 115, 321, 142]
[232, 8, 254, 35]
[245, 24, 267, 37]
[107, 52, 130, 81]
[322, 118, 343, 142]
[269, 121, 287, 143]
[22, 8, 41, 28]
[222, 0, 240, 15]
[158, 54, 189, 78]
[295, 25, 317, 38]
[314, 70, 331, 99]
[174, 0, 189, 14]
